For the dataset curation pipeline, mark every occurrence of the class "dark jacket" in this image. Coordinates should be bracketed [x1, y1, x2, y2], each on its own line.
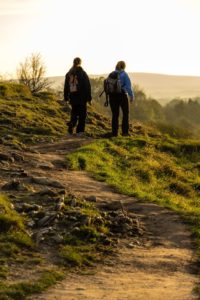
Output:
[64, 66, 92, 105]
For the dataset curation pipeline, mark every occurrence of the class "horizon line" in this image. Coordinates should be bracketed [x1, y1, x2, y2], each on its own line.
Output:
[48, 71, 200, 78]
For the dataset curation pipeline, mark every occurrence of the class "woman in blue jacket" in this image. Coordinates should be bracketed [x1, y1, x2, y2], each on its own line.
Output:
[109, 61, 134, 137]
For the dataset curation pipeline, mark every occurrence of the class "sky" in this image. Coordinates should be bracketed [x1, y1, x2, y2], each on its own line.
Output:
[0, 0, 200, 77]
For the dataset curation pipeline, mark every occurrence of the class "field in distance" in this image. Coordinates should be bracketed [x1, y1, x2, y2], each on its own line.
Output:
[50, 72, 200, 105]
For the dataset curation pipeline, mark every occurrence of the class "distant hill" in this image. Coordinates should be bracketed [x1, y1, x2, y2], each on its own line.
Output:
[49, 73, 200, 105]
[130, 73, 200, 104]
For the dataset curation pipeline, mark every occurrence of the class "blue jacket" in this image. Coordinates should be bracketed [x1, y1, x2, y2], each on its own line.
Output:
[116, 70, 134, 99]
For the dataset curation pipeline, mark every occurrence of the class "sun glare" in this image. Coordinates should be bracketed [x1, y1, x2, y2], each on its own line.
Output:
[0, 0, 200, 76]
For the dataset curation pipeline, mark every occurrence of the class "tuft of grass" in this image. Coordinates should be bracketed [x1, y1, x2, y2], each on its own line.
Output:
[0, 196, 25, 233]
[168, 181, 194, 197]
[0, 270, 64, 300]
[75, 225, 103, 242]
[5, 231, 33, 249]
[59, 244, 96, 267]
[60, 195, 111, 268]
[0, 266, 9, 279]
[0, 242, 20, 258]
[0, 194, 34, 263]
[0, 82, 32, 99]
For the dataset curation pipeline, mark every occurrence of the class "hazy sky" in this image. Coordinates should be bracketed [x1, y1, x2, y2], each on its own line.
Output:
[0, 0, 200, 77]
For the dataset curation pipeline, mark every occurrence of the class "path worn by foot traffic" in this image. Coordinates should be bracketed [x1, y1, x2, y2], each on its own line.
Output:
[26, 137, 198, 300]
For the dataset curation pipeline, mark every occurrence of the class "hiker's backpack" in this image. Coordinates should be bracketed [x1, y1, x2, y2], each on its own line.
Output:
[104, 71, 122, 95]
[68, 74, 79, 93]
[99, 71, 122, 106]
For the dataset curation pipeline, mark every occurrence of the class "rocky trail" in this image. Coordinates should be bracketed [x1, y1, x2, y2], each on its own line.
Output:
[0, 137, 198, 300]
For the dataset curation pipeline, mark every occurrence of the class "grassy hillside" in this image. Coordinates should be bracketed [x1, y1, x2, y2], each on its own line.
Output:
[0, 82, 67, 146]
[67, 135, 200, 256]
[0, 81, 199, 297]
[0, 82, 110, 148]
[0, 82, 115, 299]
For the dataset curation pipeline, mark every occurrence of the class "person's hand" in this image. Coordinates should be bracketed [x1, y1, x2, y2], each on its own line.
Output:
[88, 100, 92, 106]
[57, 99, 66, 105]
[129, 95, 134, 103]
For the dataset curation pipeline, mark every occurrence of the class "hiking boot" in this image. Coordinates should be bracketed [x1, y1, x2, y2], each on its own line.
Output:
[102, 132, 117, 138]
[122, 133, 131, 137]
[76, 132, 85, 137]
[68, 125, 73, 134]
[111, 132, 118, 137]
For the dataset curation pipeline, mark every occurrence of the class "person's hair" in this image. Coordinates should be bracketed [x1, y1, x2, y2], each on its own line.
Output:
[116, 61, 126, 71]
[73, 57, 82, 67]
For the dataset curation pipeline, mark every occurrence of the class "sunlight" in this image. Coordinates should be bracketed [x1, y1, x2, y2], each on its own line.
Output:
[0, 0, 200, 76]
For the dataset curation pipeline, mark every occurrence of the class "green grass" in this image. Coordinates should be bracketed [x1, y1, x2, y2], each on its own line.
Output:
[0, 83, 67, 145]
[0, 195, 26, 234]
[60, 196, 112, 267]
[0, 195, 33, 260]
[67, 136, 200, 254]
[0, 82, 32, 99]
[0, 195, 46, 299]
[0, 82, 109, 146]
[0, 192, 113, 298]
[59, 244, 96, 267]
[1, 81, 199, 296]
[0, 270, 64, 300]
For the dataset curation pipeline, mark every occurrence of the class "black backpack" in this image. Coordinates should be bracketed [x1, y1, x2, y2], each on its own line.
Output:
[104, 71, 122, 94]
[99, 71, 122, 106]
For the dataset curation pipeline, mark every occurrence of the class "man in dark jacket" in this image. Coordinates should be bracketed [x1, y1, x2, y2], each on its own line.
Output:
[64, 57, 92, 135]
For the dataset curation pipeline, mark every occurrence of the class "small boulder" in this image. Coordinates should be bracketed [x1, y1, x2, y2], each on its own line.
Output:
[2, 179, 29, 191]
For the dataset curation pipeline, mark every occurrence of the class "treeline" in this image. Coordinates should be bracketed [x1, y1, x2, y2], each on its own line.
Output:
[90, 77, 200, 138]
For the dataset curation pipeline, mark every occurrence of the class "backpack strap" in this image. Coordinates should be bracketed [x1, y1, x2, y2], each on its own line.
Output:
[104, 94, 109, 107]
[99, 90, 105, 97]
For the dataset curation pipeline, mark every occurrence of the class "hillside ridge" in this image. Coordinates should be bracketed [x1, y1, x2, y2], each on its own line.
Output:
[49, 72, 200, 103]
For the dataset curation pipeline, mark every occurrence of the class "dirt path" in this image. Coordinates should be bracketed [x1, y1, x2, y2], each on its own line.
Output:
[23, 137, 198, 300]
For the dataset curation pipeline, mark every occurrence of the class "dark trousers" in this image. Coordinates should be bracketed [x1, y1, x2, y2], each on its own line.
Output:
[109, 94, 129, 136]
[69, 104, 87, 133]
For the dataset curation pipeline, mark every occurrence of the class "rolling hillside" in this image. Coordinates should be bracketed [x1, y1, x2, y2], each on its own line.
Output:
[50, 73, 200, 105]
[129, 73, 200, 103]
[0, 82, 199, 299]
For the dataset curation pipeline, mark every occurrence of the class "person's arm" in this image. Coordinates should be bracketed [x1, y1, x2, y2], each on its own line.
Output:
[122, 72, 134, 101]
[83, 71, 92, 102]
[64, 74, 69, 101]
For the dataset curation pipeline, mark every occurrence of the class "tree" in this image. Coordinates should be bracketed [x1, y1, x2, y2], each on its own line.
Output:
[17, 53, 51, 94]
